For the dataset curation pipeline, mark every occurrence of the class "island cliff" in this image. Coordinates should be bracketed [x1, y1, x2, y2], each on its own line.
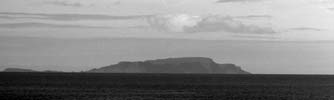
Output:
[88, 57, 250, 74]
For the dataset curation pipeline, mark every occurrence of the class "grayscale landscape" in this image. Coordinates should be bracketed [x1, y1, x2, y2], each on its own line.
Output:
[0, 0, 334, 100]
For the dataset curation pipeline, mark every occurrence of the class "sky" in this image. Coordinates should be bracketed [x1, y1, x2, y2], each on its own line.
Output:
[0, 0, 334, 74]
[0, 0, 334, 40]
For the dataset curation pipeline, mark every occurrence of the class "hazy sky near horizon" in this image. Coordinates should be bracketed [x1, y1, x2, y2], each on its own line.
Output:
[0, 0, 334, 74]
[1, 37, 334, 74]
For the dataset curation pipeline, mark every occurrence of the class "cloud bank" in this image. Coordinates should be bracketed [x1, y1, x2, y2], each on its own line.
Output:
[147, 14, 276, 34]
[216, 0, 262, 3]
[235, 15, 272, 19]
[46, 0, 121, 7]
[147, 14, 202, 32]
[0, 12, 150, 29]
[329, 8, 334, 11]
[288, 27, 323, 31]
[0, 22, 113, 29]
[0, 12, 152, 21]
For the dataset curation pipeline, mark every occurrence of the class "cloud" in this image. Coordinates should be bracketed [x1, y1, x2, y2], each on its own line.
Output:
[114, 0, 121, 5]
[235, 15, 272, 19]
[147, 14, 276, 34]
[147, 14, 202, 32]
[314, 0, 334, 11]
[329, 8, 334, 11]
[0, 22, 148, 29]
[0, 22, 113, 29]
[47, 0, 94, 7]
[45, 0, 121, 7]
[0, 12, 152, 21]
[288, 27, 323, 31]
[232, 34, 278, 40]
[216, 0, 262, 3]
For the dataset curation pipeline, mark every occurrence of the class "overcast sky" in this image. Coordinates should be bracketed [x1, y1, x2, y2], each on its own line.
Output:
[0, 0, 334, 74]
[0, 0, 334, 40]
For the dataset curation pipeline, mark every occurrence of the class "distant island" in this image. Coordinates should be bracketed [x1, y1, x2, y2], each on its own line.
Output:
[88, 57, 250, 74]
[2, 57, 250, 74]
[3, 68, 62, 73]
[3, 68, 39, 72]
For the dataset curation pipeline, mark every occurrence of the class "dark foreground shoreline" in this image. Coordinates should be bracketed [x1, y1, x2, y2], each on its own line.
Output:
[1, 72, 333, 100]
